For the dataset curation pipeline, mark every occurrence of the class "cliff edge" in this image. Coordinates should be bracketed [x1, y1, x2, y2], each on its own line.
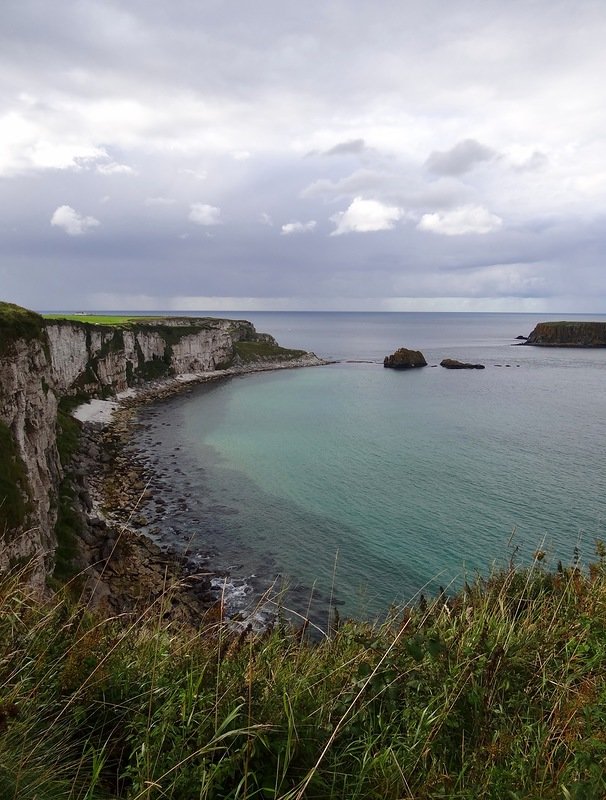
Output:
[0, 303, 321, 590]
[526, 321, 606, 347]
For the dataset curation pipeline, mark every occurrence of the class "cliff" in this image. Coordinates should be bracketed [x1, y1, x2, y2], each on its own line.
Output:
[0, 306, 60, 585]
[0, 303, 317, 588]
[526, 321, 606, 347]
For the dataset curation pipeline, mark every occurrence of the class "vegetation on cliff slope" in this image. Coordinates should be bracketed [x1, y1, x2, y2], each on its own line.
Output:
[0, 302, 45, 355]
[234, 340, 307, 363]
[51, 403, 84, 585]
[2, 554, 606, 799]
[0, 422, 30, 535]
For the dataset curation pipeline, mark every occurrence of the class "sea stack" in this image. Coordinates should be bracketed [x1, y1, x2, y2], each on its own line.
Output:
[383, 348, 427, 369]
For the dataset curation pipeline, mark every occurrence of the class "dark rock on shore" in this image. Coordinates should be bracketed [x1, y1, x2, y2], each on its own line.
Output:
[384, 348, 427, 369]
[526, 321, 606, 347]
[440, 359, 485, 370]
[515, 335, 528, 340]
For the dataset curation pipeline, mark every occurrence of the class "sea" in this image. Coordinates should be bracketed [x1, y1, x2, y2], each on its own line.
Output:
[119, 312, 606, 630]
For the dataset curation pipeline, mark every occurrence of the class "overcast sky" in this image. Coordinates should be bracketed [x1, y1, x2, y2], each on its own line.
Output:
[1, 0, 605, 312]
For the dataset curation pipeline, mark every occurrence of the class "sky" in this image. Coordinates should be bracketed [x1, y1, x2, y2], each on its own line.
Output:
[1, 0, 606, 313]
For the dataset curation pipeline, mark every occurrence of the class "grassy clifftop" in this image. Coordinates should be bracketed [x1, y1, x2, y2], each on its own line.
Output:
[234, 340, 308, 363]
[2, 555, 606, 799]
[0, 302, 45, 356]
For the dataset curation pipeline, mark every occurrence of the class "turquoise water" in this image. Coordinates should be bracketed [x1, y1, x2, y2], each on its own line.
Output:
[133, 313, 606, 625]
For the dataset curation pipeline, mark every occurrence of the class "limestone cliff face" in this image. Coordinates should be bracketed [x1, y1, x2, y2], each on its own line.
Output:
[0, 307, 288, 586]
[0, 334, 60, 586]
[526, 321, 606, 347]
[45, 317, 270, 395]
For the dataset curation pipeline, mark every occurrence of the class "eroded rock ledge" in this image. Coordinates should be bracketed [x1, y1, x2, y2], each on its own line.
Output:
[525, 321, 606, 347]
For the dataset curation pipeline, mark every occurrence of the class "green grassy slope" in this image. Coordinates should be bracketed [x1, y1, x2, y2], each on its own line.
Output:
[0, 302, 45, 355]
[43, 314, 160, 325]
[2, 556, 606, 799]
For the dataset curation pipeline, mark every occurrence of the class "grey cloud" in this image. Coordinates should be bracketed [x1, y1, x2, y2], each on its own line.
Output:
[1, 1, 606, 311]
[425, 139, 497, 176]
[323, 139, 367, 156]
[511, 151, 549, 172]
[301, 170, 393, 200]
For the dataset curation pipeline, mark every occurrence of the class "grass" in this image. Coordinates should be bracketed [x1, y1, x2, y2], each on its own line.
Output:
[51, 405, 83, 585]
[0, 302, 45, 355]
[0, 421, 30, 535]
[43, 315, 160, 325]
[234, 341, 307, 363]
[2, 552, 606, 798]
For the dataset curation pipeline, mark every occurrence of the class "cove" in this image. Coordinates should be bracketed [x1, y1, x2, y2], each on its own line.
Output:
[131, 345, 606, 625]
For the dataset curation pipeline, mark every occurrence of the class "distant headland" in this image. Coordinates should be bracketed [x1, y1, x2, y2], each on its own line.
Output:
[525, 321, 606, 347]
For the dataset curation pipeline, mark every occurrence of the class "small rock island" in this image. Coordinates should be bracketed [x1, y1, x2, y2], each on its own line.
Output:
[383, 348, 427, 369]
[440, 359, 485, 370]
[526, 321, 606, 347]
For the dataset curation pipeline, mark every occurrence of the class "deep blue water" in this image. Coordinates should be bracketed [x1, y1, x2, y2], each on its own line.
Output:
[130, 312, 606, 628]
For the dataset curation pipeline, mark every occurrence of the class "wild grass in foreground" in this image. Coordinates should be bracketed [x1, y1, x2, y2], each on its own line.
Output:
[2, 552, 606, 799]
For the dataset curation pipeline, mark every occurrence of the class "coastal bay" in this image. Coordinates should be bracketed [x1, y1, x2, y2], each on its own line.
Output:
[122, 311, 606, 626]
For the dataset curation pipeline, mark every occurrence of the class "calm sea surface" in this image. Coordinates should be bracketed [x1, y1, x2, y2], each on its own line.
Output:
[129, 312, 606, 626]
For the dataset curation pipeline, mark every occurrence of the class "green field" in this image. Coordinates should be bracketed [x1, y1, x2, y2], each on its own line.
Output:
[42, 314, 162, 325]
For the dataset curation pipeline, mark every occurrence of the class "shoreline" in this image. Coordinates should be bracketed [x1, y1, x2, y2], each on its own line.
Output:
[73, 352, 327, 425]
[70, 354, 328, 629]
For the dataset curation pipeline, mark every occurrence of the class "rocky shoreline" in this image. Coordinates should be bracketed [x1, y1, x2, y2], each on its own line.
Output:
[69, 354, 326, 628]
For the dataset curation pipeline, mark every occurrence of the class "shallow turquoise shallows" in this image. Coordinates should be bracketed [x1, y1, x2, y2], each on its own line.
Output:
[132, 312, 606, 625]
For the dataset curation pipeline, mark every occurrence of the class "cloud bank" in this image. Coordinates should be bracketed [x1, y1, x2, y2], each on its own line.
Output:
[0, 0, 605, 311]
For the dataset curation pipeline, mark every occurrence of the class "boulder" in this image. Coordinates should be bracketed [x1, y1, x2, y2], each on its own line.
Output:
[440, 359, 485, 370]
[383, 348, 427, 369]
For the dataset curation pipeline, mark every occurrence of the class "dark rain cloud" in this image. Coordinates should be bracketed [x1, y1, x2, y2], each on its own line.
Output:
[425, 139, 497, 176]
[322, 139, 367, 156]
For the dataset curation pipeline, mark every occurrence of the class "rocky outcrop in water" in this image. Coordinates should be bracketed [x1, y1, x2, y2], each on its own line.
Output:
[440, 359, 485, 370]
[526, 321, 606, 347]
[383, 348, 427, 369]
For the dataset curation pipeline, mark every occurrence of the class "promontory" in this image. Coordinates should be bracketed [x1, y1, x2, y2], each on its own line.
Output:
[525, 321, 606, 347]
